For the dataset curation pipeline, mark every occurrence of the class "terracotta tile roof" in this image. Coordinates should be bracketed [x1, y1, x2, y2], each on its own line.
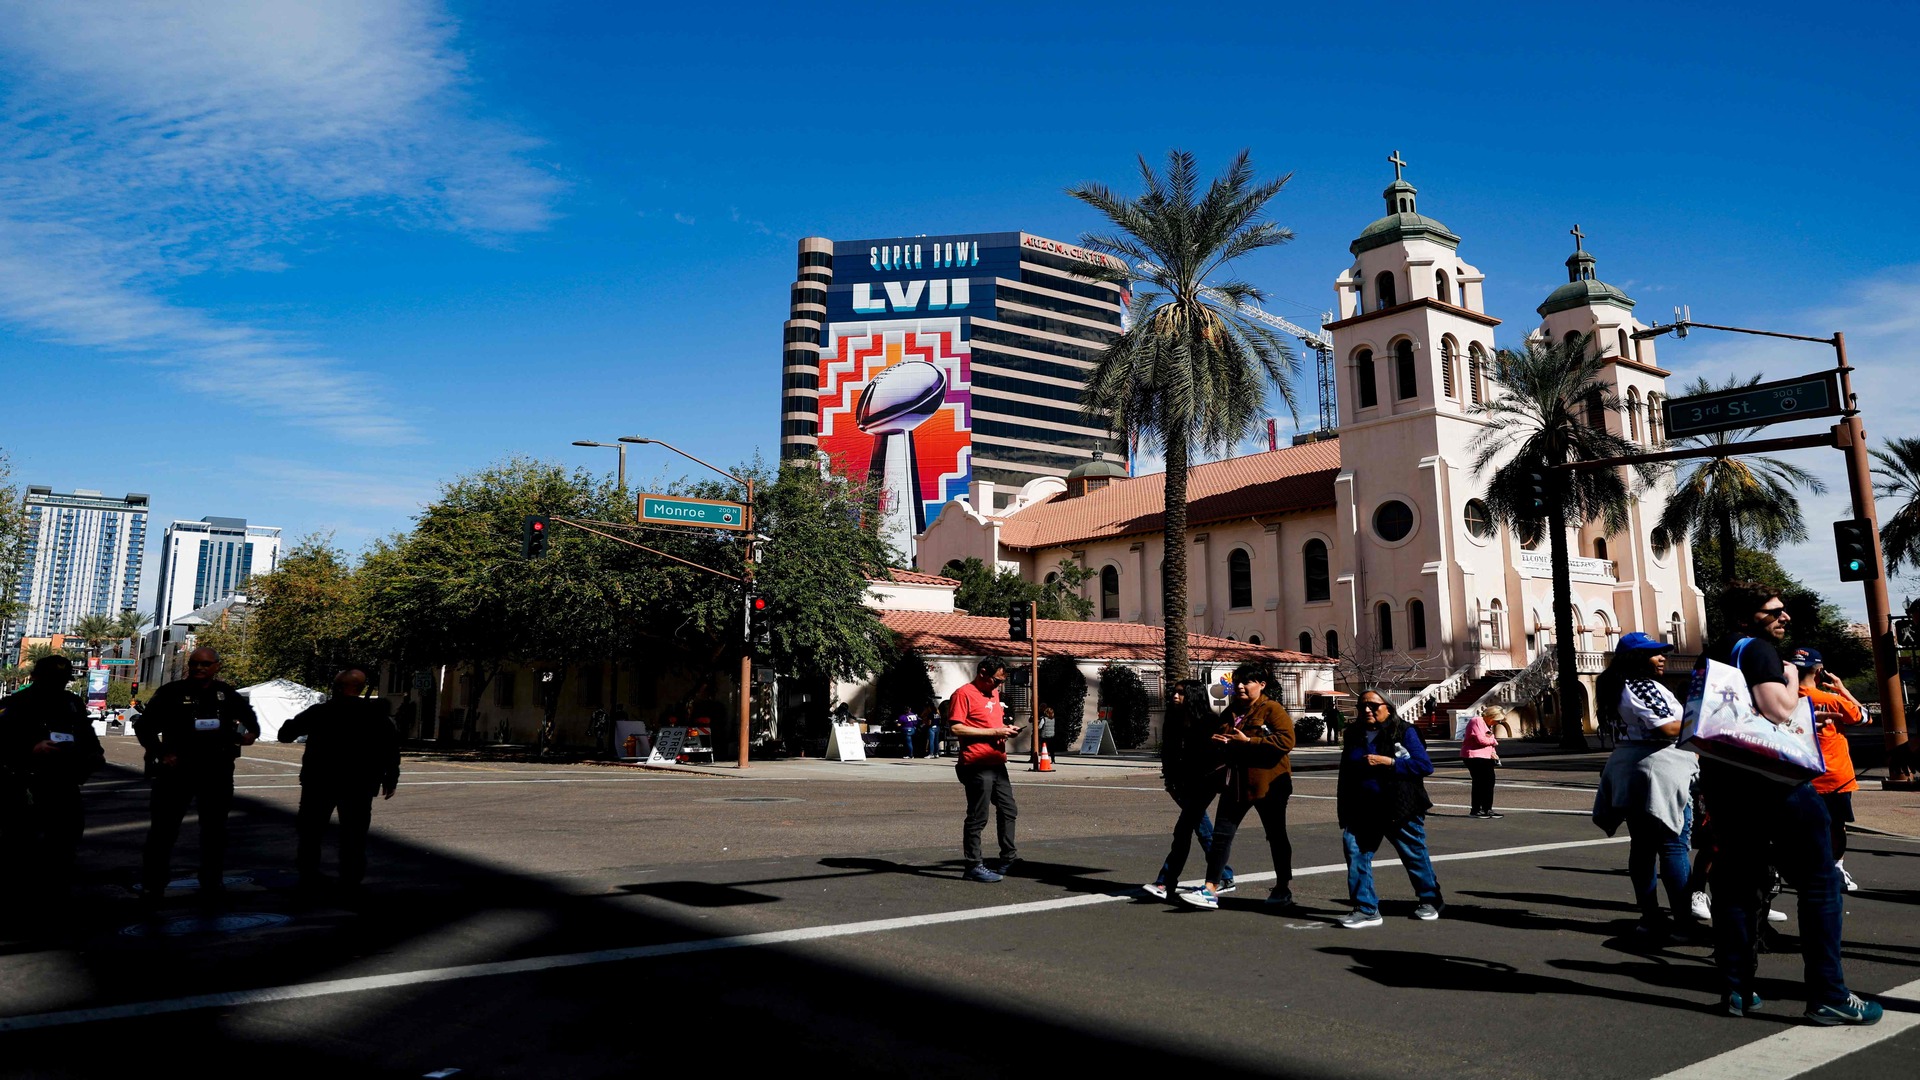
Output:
[869, 568, 961, 587]
[996, 439, 1341, 550]
[880, 610, 1330, 665]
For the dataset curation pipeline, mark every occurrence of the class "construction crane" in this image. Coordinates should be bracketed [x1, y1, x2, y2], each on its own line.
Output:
[1130, 262, 1338, 435]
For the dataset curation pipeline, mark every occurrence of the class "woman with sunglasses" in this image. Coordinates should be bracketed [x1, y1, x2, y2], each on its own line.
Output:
[1593, 632, 1700, 943]
[1335, 690, 1443, 928]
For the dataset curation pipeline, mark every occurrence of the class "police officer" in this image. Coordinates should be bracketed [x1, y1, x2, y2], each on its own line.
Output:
[278, 668, 399, 893]
[0, 654, 105, 901]
[135, 646, 259, 908]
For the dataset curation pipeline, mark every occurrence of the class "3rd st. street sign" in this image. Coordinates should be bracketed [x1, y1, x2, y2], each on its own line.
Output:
[1662, 371, 1842, 439]
[638, 494, 747, 531]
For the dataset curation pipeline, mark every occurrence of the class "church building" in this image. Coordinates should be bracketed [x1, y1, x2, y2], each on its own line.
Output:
[916, 161, 1707, 729]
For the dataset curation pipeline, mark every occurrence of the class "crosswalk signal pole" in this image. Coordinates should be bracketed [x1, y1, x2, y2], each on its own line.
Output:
[1029, 600, 1040, 771]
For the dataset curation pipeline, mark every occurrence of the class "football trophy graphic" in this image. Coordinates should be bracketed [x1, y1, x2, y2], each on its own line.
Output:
[855, 360, 948, 536]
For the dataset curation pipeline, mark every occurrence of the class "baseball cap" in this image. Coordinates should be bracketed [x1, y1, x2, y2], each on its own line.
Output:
[1789, 647, 1823, 669]
[1616, 631, 1675, 654]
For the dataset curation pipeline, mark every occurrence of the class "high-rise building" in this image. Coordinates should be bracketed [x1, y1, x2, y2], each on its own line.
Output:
[152, 517, 282, 629]
[778, 232, 1129, 558]
[4, 487, 148, 655]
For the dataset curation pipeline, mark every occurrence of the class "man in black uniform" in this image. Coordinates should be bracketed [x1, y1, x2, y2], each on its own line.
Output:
[1700, 581, 1879, 1025]
[279, 667, 399, 892]
[0, 655, 105, 902]
[135, 646, 259, 907]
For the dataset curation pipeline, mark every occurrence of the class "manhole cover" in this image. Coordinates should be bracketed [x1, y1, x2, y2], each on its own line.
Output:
[120, 912, 292, 937]
[699, 796, 803, 804]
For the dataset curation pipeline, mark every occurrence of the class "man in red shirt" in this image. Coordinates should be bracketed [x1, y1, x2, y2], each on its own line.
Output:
[949, 657, 1022, 883]
[1790, 649, 1866, 892]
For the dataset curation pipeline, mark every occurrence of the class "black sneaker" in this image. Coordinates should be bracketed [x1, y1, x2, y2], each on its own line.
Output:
[986, 857, 1018, 876]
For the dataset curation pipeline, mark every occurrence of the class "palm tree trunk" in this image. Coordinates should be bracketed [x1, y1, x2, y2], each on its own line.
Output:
[1718, 507, 1737, 588]
[1163, 430, 1190, 686]
[1549, 484, 1586, 750]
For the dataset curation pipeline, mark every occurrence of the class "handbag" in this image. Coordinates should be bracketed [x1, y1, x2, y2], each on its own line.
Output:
[1680, 638, 1825, 783]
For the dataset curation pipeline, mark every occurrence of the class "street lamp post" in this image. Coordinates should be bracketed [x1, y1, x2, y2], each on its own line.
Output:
[621, 435, 756, 769]
[571, 440, 627, 491]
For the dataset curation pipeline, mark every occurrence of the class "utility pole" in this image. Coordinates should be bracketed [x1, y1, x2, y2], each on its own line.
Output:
[1029, 599, 1040, 769]
[739, 478, 756, 770]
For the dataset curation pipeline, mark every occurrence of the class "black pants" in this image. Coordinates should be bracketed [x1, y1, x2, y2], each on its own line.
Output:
[297, 784, 377, 885]
[1465, 759, 1497, 814]
[1822, 791, 1853, 860]
[958, 762, 1017, 866]
[1207, 776, 1293, 886]
[142, 766, 235, 895]
[25, 783, 85, 887]
[1159, 772, 1225, 887]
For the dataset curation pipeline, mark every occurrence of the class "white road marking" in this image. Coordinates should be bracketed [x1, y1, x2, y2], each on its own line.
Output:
[229, 777, 670, 791]
[0, 835, 1628, 1032]
[1650, 976, 1920, 1079]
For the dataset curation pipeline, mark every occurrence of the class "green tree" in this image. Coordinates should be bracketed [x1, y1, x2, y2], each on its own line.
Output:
[68, 613, 117, 660]
[110, 609, 146, 658]
[943, 556, 1095, 623]
[246, 535, 363, 689]
[1871, 436, 1920, 574]
[1099, 663, 1152, 749]
[1038, 654, 1088, 752]
[754, 463, 896, 685]
[1694, 546, 1870, 676]
[1068, 150, 1301, 683]
[1472, 333, 1657, 749]
[1654, 375, 1826, 588]
[195, 610, 263, 687]
[0, 449, 27, 635]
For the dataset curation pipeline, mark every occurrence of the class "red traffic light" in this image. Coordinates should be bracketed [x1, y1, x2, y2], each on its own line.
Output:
[532, 520, 544, 531]
[752, 596, 768, 611]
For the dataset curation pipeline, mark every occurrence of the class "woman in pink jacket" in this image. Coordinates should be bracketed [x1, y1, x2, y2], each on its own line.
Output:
[1461, 704, 1502, 819]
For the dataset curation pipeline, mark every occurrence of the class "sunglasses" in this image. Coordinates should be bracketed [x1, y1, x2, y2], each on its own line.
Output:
[1757, 607, 1789, 620]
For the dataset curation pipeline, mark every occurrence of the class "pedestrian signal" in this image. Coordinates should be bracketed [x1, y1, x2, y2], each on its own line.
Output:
[1008, 600, 1029, 642]
[1833, 518, 1876, 582]
[523, 515, 550, 559]
[1894, 616, 1917, 651]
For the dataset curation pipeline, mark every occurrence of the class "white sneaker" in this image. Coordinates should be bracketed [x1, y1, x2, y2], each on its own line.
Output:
[1690, 892, 1711, 922]
[1178, 885, 1220, 910]
[1838, 862, 1859, 892]
[1767, 907, 1789, 923]
[1142, 882, 1168, 900]
[1339, 910, 1384, 929]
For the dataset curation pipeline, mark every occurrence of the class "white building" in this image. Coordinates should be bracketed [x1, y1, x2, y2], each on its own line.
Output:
[4, 487, 149, 656]
[919, 164, 1706, 731]
[151, 516, 282, 629]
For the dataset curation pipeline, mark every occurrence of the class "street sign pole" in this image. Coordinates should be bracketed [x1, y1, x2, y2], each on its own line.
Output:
[1029, 600, 1040, 771]
[738, 479, 755, 771]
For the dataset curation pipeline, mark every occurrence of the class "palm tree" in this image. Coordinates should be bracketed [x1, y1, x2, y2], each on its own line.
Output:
[1654, 375, 1826, 587]
[1472, 333, 1657, 749]
[1871, 436, 1920, 574]
[1067, 150, 1300, 679]
[69, 612, 116, 661]
[110, 608, 146, 658]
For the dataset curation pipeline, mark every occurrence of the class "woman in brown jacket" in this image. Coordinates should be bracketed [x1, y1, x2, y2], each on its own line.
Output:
[1182, 661, 1296, 910]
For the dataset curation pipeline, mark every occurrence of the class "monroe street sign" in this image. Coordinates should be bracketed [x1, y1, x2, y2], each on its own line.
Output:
[638, 494, 748, 531]
[1662, 372, 1841, 439]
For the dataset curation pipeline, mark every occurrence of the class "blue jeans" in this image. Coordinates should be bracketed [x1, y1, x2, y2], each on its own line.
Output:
[1700, 767, 1849, 1006]
[1155, 776, 1232, 886]
[924, 725, 942, 757]
[1627, 805, 1693, 924]
[1343, 816, 1442, 915]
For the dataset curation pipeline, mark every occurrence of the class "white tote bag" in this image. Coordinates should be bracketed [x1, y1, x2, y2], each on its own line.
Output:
[1680, 639, 1825, 783]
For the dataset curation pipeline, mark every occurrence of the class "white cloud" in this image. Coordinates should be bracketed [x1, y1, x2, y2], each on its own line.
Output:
[673, 212, 696, 225]
[0, 1, 562, 443]
[1662, 265, 1920, 618]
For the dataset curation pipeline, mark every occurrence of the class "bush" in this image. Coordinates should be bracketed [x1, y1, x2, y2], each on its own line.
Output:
[1039, 655, 1087, 752]
[1099, 664, 1151, 749]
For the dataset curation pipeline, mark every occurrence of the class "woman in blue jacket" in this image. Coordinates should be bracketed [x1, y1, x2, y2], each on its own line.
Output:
[1337, 690, 1443, 928]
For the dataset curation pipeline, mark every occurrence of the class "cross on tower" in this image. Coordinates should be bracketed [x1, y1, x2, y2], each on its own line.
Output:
[1388, 150, 1407, 181]
[1570, 223, 1585, 251]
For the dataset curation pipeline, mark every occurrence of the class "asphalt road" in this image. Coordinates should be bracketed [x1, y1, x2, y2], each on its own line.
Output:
[1, 738, 1916, 1079]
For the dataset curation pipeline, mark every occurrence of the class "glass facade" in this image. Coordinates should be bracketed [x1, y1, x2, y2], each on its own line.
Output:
[4, 488, 149, 656]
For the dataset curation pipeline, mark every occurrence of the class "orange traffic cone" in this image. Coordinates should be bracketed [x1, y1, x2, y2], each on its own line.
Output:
[1036, 743, 1054, 772]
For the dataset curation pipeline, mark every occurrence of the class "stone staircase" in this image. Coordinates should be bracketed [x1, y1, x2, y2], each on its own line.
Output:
[1436, 671, 1518, 714]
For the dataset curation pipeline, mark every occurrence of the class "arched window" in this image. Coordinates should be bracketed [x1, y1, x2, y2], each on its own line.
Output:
[1570, 606, 1588, 652]
[1100, 565, 1120, 619]
[1325, 629, 1339, 659]
[1408, 598, 1427, 649]
[1627, 387, 1642, 442]
[1228, 548, 1253, 609]
[1375, 271, 1397, 309]
[1435, 270, 1452, 305]
[1486, 599, 1505, 650]
[1647, 394, 1663, 443]
[1044, 571, 1058, 586]
[1617, 329, 1631, 357]
[1669, 611, 1683, 648]
[1303, 539, 1330, 602]
[1355, 349, 1378, 409]
[1395, 339, 1417, 400]
[1468, 344, 1487, 406]
[1585, 388, 1605, 429]
[1564, 330, 1582, 349]
[1248, 634, 1262, 646]
[1299, 631, 1313, 654]
[1377, 602, 1395, 650]
[1440, 338, 1457, 399]
[1593, 537, 1608, 560]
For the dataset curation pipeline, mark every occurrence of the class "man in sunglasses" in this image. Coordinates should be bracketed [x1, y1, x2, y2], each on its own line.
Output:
[134, 646, 260, 910]
[1700, 582, 1878, 1025]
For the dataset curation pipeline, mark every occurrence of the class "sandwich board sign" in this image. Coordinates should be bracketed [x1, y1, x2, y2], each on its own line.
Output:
[647, 726, 688, 765]
[825, 721, 867, 761]
[1077, 715, 1117, 756]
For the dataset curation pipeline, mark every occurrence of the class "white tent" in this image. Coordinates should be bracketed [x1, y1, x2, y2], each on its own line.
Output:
[238, 679, 326, 742]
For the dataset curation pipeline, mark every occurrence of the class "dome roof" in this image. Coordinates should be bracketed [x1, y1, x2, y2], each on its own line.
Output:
[1350, 180, 1460, 254]
[1537, 247, 1635, 316]
[1067, 453, 1129, 481]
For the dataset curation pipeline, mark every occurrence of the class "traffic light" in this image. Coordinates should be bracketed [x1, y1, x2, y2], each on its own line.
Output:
[1526, 468, 1549, 514]
[1834, 518, 1877, 582]
[1008, 600, 1029, 642]
[749, 591, 771, 649]
[522, 515, 550, 558]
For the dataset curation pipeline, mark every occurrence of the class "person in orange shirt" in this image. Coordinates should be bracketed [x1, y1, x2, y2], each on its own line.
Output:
[1790, 648, 1866, 892]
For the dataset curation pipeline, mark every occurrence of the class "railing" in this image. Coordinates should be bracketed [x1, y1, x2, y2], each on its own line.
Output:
[1466, 650, 1556, 714]
[1398, 665, 1475, 718]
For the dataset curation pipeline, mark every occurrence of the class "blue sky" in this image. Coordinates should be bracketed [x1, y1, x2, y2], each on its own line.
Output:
[0, 0, 1915, 618]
